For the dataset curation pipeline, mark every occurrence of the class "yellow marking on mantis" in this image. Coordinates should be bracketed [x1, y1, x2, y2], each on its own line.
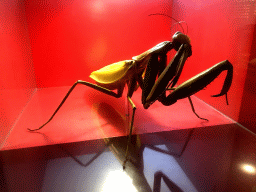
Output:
[90, 60, 133, 84]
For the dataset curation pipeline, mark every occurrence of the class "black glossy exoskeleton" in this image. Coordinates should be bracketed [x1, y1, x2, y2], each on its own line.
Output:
[28, 31, 233, 169]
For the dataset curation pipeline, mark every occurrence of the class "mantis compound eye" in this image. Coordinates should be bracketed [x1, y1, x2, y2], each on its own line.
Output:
[172, 32, 191, 52]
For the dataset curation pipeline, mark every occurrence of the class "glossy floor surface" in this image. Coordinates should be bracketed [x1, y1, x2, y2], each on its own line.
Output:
[1, 123, 255, 191]
[0, 86, 255, 192]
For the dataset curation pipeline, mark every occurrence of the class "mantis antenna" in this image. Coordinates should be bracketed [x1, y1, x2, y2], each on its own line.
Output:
[148, 13, 188, 35]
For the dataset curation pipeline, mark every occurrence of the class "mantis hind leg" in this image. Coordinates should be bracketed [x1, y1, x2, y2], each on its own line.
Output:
[28, 80, 124, 131]
[161, 60, 233, 119]
[165, 88, 208, 121]
[188, 96, 208, 121]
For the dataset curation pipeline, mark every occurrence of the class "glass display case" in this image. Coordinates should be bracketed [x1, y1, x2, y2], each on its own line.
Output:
[0, 0, 255, 191]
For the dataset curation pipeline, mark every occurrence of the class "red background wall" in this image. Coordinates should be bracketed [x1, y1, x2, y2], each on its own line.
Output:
[24, 0, 173, 87]
[172, 0, 256, 131]
[0, 0, 173, 145]
[0, 0, 255, 143]
[0, 0, 35, 146]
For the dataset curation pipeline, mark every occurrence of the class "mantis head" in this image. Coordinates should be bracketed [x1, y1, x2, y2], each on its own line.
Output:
[172, 32, 192, 56]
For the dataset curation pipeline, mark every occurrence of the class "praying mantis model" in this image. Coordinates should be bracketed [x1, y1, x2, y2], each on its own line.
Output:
[28, 27, 233, 169]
